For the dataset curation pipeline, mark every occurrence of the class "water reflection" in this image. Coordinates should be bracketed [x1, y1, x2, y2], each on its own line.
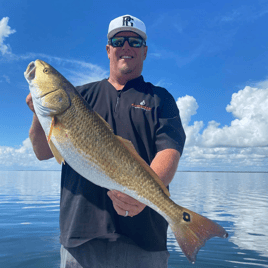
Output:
[0, 171, 60, 203]
[169, 172, 268, 264]
[0, 171, 268, 267]
[0, 171, 61, 268]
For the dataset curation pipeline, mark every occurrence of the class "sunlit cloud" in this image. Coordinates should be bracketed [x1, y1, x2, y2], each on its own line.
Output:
[1, 84, 267, 171]
[0, 17, 16, 55]
[0, 16, 267, 171]
[30, 53, 108, 86]
[177, 85, 268, 171]
[0, 138, 60, 171]
[0, 17, 108, 85]
[254, 78, 268, 90]
[9, 52, 108, 86]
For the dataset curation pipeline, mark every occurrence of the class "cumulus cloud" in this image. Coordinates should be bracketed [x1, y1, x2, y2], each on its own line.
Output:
[0, 16, 266, 171]
[202, 86, 268, 147]
[0, 138, 60, 170]
[0, 27, 107, 170]
[1, 85, 267, 171]
[177, 95, 204, 147]
[254, 78, 268, 90]
[0, 17, 16, 55]
[177, 85, 268, 171]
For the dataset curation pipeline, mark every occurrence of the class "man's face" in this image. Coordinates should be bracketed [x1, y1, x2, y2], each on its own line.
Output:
[106, 31, 148, 80]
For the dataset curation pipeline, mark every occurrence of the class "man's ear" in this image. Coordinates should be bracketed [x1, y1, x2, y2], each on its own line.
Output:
[143, 46, 148, 60]
[106, 45, 110, 59]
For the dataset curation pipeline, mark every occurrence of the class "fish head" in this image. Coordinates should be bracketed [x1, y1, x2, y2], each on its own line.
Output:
[24, 59, 71, 116]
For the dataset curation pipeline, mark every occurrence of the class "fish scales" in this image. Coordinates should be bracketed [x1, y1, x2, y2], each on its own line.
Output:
[24, 59, 228, 263]
[56, 93, 172, 215]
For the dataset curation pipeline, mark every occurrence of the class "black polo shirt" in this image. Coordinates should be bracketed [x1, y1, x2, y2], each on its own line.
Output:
[60, 76, 186, 251]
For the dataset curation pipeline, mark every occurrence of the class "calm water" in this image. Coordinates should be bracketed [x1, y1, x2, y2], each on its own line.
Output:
[0, 171, 267, 268]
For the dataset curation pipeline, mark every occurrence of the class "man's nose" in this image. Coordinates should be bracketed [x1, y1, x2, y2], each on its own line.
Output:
[122, 39, 131, 49]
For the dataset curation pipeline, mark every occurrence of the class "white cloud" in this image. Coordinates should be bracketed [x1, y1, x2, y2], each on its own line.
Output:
[2, 75, 10, 83]
[177, 95, 199, 126]
[254, 78, 268, 89]
[177, 85, 268, 171]
[1, 85, 267, 171]
[155, 79, 172, 89]
[28, 53, 108, 85]
[0, 138, 60, 170]
[177, 95, 204, 147]
[0, 17, 16, 55]
[0, 51, 107, 171]
[7, 52, 108, 86]
[0, 52, 107, 171]
[204, 86, 268, 147]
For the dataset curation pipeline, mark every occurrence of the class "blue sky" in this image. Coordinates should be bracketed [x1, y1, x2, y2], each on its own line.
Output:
[1, 0, 268, 171]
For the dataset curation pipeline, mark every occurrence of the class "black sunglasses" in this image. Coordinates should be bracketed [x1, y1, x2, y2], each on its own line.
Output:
[108, 37, 146, 48]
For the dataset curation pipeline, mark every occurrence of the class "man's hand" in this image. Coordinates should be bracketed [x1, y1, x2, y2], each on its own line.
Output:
[26, 93, 35, 113]
[107, 190, 146, 217]
[25, 92, 54, 160]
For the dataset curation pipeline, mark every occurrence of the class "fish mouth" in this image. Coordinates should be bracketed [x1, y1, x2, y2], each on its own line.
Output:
[24, 61, 36, 81]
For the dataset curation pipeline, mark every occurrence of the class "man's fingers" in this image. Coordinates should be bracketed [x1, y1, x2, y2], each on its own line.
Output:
[107, 190, 146, 217]
[26, 93, 35, 113]
[108, 191, 135, 211]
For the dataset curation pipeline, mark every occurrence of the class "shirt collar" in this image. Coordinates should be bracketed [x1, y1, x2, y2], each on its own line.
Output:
[123, 75, 144, 91]
[106, 75, 144, 92]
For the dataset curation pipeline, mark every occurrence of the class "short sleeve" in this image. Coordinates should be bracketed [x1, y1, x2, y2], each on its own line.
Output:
[154, 90, 186, 156]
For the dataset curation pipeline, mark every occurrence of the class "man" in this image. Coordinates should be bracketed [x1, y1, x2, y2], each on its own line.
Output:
[26, 15, 185, 268]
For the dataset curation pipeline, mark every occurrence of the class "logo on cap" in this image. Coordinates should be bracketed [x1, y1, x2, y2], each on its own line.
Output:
[123, 16, 134, 27]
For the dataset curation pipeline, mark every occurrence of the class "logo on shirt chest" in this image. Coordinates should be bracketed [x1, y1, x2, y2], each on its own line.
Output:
[131, 100, 152, 111]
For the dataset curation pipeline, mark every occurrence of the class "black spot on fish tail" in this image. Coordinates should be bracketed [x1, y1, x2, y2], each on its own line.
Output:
[183, 212, 191, 222]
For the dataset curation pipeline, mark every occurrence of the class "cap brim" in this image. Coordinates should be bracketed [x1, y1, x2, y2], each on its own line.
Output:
[108, 27, 147, 41]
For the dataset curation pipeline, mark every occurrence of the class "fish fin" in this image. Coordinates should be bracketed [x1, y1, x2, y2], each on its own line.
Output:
[95, 112, 114, 132]
[47, 117, 55, 143]
[170, 206, 228, 263]
[49, 139, 65, 165]
[116, 136, 170, 197]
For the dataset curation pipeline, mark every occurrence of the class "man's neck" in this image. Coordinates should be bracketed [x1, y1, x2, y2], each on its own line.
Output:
[108, 75, 140, 91]
[107, 77, 126, 91]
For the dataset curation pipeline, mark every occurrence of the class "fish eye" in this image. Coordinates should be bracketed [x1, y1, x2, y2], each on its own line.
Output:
[43, 68, 49, 74]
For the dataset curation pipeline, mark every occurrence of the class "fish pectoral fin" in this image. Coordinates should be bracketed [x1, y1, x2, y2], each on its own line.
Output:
[46, 116, 65, 165]
[47, 117, 55, 143]
[116, 136, 170, 197]
[49, 139, 65, 165]
[95, 112, 114, 132]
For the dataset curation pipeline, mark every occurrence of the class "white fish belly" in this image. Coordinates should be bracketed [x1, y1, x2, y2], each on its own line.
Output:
[50, 134, 170, 220]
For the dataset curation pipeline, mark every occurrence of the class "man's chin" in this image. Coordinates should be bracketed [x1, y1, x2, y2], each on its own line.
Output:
[120, 67, 133, 75]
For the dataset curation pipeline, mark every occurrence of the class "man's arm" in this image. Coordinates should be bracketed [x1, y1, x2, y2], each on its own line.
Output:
[107, 148, 180, 217]
[26, 93, 54, 160]
[150, 148, 180, 187]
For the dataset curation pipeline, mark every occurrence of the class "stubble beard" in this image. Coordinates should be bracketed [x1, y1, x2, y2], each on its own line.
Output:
[120, 65, 133, 75]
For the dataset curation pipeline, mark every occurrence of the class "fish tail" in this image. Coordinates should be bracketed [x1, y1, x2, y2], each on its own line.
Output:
[170, 206, 228, 263]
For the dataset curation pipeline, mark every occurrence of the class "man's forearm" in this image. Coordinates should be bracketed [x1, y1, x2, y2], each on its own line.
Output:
[29, 113, 53, 160]
[150, 148, 180, 187]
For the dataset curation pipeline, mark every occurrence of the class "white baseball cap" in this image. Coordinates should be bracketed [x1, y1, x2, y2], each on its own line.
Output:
[108, 15, 147, 41]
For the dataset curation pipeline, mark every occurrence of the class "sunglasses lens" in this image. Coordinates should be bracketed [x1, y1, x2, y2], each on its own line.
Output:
[128, 37, 143, 47]
[110, 37, 143, 47]
[111, 37, 125, 47]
